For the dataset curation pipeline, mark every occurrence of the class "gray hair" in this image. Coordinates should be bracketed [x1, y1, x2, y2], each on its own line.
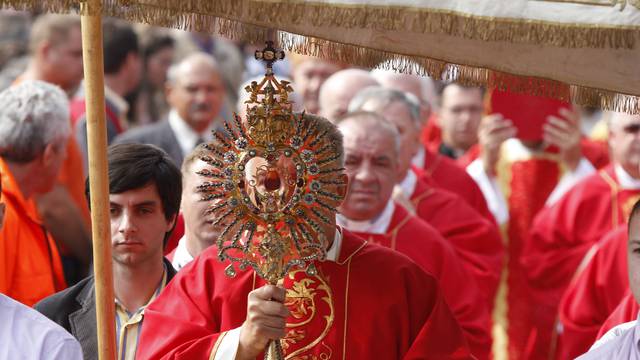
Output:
[0, 80, 70, 163]
[166, 52, 218, 86]
[337, 110, 401, 156]
[348, 86, 422, 128]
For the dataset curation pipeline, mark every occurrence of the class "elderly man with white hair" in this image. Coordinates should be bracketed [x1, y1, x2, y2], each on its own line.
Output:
[114, 52, 226, 167]
[0, 80, 71, 306]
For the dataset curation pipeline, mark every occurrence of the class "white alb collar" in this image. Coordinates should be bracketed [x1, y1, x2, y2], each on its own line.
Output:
[336, 200, 394, 234]
[615, 164, 640, 190]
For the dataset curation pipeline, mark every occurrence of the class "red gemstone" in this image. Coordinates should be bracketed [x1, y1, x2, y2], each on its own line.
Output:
[264, 170, 281, 191]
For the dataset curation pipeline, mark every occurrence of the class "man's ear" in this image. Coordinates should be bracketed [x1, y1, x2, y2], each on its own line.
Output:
[39, 41, 52, 60]
[41, 142, 57, 167]
[336, 173, 349, 202]
[166, 213, 178, 232]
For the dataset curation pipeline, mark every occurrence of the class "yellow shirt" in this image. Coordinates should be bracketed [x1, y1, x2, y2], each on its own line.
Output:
[114, 266, 167, 360]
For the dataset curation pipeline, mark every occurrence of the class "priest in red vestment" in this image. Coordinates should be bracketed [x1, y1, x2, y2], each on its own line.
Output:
[348, 87, 503, 312]
[523, 111, 640, 358]
[136, 112, 473, 360]
[556, 226, 628, 359]
[368, 71, 494, 222]
[466, 92, 598, 359]
[335, 111, 491, 359]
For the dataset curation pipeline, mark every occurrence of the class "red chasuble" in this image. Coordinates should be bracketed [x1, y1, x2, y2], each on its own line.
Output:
[350, 204, 492, 359]
[490, 150, 564, 360]
[413, 150, 495, 224]
[136, 230, 475, 360]
[597, 291, 640, 339]
[522, 165, 640, 358]
[408, 178, 503, 314]
[556, 226, 628, 360]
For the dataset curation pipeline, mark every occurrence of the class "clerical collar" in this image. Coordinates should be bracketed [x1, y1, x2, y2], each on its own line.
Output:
[168, 110, 214, 156]
[411, 146, 426, 169]
[325, 228, 342, 262]
[171, 236, 194, 271]
[615, 164, 640, 190]
[398, 169, 418, 199]
[336, 200, 395, 234]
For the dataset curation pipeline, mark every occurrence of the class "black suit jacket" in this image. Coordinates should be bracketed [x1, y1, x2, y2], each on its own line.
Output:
[35, 258, 177, 360]
[112, 119, 184, 168]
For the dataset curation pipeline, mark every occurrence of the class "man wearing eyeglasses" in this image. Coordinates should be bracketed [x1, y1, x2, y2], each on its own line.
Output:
[522, 111, 640, 358]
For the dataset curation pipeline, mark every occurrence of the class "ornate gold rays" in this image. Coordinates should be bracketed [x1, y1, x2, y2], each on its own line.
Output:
[197, 42, 346, 285]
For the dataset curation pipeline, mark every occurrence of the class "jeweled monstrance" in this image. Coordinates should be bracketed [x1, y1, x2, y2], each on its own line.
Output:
[197, 42, 346, 359]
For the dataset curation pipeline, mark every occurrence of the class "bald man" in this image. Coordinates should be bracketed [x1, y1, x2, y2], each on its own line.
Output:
[318, 68, 378, 122]
[290, 54, 343, 114]
[114, 52, 226, 167]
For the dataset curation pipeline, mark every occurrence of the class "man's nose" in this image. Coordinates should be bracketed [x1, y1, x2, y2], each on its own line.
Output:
[118, 211, 138, 234]
[353, 163, 376, 184]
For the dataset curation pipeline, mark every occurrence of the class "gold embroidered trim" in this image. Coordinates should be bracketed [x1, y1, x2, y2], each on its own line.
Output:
[284, 270, 335, 359]
[209, 331, 227, 360]
[3, 0, 639, 113]
[341, 255, 353, 360]
[336, 241, 367, 266]
[388, 211, 412, 251]
[599, 170, 621, 227]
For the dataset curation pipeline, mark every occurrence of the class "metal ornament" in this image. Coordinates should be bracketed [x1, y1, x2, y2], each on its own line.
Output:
[197, 41, 346, 360]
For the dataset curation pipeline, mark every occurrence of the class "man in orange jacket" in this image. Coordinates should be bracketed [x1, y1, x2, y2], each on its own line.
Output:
[0, 81, 71, 306]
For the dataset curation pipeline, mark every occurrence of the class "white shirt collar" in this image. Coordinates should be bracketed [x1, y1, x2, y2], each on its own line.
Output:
[615, 164, 640, 190]
[168, 110, 214, 157]
[411, 146, 426, 168]
[171, 236, 194, 271]
[336, 200, 395, 234]
[104, 85, 129, 117]
[324, 228, 342, 262]
[398, 169, 418, 199]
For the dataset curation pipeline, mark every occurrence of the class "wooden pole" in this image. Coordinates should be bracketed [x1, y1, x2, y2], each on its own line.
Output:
[80, 1, 116, 359]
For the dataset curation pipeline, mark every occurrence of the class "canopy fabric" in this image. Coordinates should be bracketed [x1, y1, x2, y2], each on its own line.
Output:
[3, 0, 640, 113]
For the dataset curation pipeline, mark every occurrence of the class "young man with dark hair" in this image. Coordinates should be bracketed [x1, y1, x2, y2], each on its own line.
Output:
[73, 18, 142, 173]
[35, 143, 181, 360]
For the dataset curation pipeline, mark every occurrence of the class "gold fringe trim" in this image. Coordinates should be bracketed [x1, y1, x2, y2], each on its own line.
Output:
[2, 0, 639, 114]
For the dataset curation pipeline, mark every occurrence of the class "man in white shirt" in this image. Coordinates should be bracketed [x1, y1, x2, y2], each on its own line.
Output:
[0, 294, 83, 360]
[578, 199, 640, 359]
[168, 148, 221, 270]
[0, 177, 83, 360]
[114, 52, 226, 168]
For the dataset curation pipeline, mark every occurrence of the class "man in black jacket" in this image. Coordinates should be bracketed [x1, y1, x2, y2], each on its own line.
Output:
[36, 143, 182, 360]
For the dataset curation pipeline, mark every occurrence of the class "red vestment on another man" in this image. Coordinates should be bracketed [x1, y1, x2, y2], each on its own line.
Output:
[407, 177, 503, 314]
[413, 151, 495, 223]
[136, 230, 474, 360]
[350, 204, 492, 359]
[556, 226, 628, 360]
[597, 292, 639, 339]
[523, 165, 640, 358]
[484, 149, 564, 360]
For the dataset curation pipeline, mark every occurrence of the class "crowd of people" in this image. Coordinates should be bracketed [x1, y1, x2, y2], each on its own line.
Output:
[1, 10, 639, 360]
